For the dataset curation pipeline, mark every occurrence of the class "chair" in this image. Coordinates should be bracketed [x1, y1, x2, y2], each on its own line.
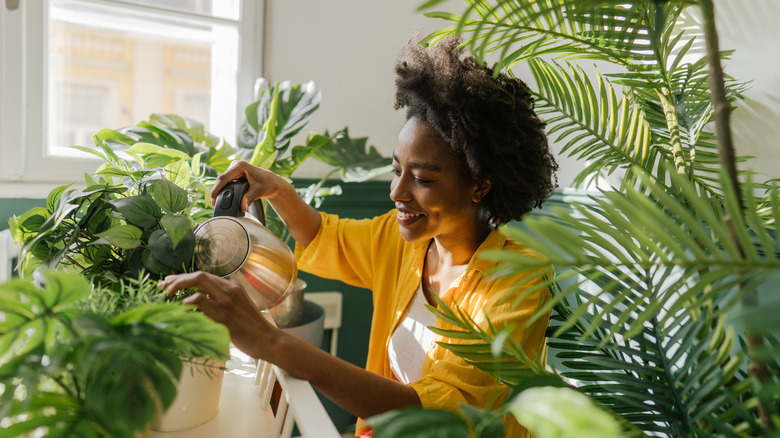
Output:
[304, 292, 343, 356]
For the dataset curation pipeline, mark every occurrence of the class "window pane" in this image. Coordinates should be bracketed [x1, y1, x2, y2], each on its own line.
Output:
[122, 0, 240, 20]
[49, 0, 238, 157]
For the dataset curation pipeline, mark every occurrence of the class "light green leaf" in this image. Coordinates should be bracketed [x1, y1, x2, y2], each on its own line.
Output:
[150, 177, 189, 214]
[507, 386, 622, 438]
[124, 142, 164, 155]
[165, 158, 191, 188]
[96, 224, 142, 249]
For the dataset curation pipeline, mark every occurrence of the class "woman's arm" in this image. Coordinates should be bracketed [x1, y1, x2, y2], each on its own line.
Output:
[160, 271, 421, 419]
[211, 161, 321, 247]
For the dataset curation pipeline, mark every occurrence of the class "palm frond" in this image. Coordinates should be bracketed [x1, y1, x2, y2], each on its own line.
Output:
[422, 1, 689, 72]
[549, 295, 762, 436]
[485, 169, 780, 341]
[528, 58, 660, 190]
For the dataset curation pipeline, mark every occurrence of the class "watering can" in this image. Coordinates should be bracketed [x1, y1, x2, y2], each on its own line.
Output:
[194, 180, 297, 310]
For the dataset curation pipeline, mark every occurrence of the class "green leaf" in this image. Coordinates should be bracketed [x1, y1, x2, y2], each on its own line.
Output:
[369, 408, 471, 438]
[124, 142, 164, 155]
[95, 224, 143, 249]
[238, 79, 322, 158]
[506, 386, 623, 438]
[310, 128, 392, 182]
[46, 184, 73, 213]
[160, 214, 192, 249]
[150, 177, 190, 214]
[9, 207, 50, 243]
[112, 303, 229, 359]
[70, 145, 107, 160]
[147, 229, 195, 271]
[109, 193, 162, 230]
[164, 158, 191, 188]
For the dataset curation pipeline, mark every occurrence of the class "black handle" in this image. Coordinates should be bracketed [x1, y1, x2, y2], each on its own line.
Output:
[213, 180, 266, 225]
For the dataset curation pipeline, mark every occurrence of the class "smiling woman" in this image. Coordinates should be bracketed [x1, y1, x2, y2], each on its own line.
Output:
[160, 35, 558, 438]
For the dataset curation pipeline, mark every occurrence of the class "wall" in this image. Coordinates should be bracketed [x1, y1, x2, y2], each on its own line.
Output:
[261, 0, 586, 186]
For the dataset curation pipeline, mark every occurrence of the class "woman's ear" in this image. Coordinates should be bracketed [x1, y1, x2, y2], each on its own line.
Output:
[472, 179, 492, 203]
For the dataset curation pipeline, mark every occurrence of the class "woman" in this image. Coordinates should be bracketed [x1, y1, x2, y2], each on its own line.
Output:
[160, 36, 558, 436]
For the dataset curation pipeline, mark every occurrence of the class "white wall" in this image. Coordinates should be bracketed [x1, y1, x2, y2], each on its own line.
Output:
[262, 0, 583, 186]
[716, 1, 780, 182]
[262, 1, 779, 187]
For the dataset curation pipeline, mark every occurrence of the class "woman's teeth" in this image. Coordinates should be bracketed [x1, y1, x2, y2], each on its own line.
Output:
[398, 211, 422, 218]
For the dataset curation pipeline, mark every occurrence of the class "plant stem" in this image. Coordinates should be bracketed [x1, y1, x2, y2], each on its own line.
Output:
[698, 0, 773, 430]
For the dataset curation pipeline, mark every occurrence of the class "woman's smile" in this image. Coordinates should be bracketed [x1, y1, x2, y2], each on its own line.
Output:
[396, 209, 425, 226]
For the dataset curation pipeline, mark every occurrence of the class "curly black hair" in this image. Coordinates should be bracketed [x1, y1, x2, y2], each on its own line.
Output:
[394, 36, 558, 225]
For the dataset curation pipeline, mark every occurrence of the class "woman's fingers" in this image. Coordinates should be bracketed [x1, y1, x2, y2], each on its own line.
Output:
[211, 160, 251, 206]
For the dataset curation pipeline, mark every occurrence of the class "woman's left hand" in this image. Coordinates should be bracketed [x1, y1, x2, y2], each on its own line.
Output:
[158, 271, 277, 359]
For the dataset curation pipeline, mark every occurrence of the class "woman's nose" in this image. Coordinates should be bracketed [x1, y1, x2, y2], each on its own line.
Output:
[390, 175, 410, 202]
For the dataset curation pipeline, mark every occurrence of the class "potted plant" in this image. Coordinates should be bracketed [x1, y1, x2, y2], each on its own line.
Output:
[4, 77, 390, 433]
[0, 270, 230, 437]
[369, 1, 779, 437]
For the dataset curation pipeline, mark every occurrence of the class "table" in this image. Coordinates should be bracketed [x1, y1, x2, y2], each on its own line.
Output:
[149, 348, 276, 438]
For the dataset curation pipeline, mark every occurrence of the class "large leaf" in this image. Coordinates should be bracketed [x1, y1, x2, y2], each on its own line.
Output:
[506, 386, 623, 438]
[95, 224, 142, 249]
[0, 271, 90, 360]
[369, 408, 471, 438]
[109, 193, 162, 230]
[236, 79, 322, 158]
[147, 229, 195, 272]
[310, 128, 393, 182]
[528, 59, 656, 191]
[150, 177, 189, 214]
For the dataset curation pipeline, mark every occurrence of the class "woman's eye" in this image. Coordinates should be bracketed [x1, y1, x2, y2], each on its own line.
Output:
[391, 169, 401, 176]
[413, 177, 432, 184]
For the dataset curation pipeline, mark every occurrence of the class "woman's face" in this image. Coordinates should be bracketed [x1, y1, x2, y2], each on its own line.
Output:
[390, 117, 488, 243]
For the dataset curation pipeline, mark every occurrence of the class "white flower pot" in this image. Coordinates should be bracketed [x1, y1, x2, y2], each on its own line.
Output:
[150, 359, 225, 432]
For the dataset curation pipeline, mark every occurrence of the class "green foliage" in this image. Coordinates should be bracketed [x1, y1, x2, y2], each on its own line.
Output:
[409, 1, 780, 436]
[0, 271, 230, 437]
[421, 0, 752, 198]
[234, 79, 391, 242]
[10, 171, 197, 287]
[506, 386, 622, 438]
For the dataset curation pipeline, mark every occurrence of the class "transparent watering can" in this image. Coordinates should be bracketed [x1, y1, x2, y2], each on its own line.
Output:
[194, 180, 297, 310]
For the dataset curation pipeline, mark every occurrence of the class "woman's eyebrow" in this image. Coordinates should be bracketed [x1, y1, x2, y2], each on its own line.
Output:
[392, 153, 442, 172]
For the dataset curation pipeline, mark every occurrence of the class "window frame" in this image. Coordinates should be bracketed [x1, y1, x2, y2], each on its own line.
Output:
[0, 0, 264, 197]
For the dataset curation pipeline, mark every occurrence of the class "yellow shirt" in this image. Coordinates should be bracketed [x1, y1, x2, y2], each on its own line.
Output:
[295, 210, 550, 437]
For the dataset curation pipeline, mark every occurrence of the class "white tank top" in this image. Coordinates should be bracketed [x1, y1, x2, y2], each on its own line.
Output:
[388, 283, 437, 384]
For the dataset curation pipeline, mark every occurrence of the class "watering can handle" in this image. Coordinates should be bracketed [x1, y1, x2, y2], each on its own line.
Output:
[213, 180, 266, 225]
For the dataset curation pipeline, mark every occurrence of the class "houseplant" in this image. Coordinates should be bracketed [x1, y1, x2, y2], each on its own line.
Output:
[5, 77, 390, 433]
[0, 270, 230, 437]
[369, 1, 779, 437]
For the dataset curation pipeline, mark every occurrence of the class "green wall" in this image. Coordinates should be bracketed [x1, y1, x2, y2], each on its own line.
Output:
[1, 198, 46, 231]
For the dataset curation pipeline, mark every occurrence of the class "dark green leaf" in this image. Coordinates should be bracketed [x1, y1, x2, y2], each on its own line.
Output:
[160, 214, 192, 249]
[109, 193, 162, 230]
[147, 229, 195, 271]
[369, 408, 471, 438]
[150, 177, 190, 214]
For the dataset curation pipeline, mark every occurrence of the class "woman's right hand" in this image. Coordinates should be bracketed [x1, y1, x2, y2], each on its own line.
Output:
[211, 161, 286, 213]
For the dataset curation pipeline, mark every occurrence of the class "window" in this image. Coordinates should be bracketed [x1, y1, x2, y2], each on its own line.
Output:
[0, 0, 262, 196]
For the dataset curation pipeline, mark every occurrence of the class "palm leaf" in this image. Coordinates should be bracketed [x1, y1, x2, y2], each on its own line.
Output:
[528, 58, 658, 190]
[421, 1, 685, 71]
[483, 169, 779, 348]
